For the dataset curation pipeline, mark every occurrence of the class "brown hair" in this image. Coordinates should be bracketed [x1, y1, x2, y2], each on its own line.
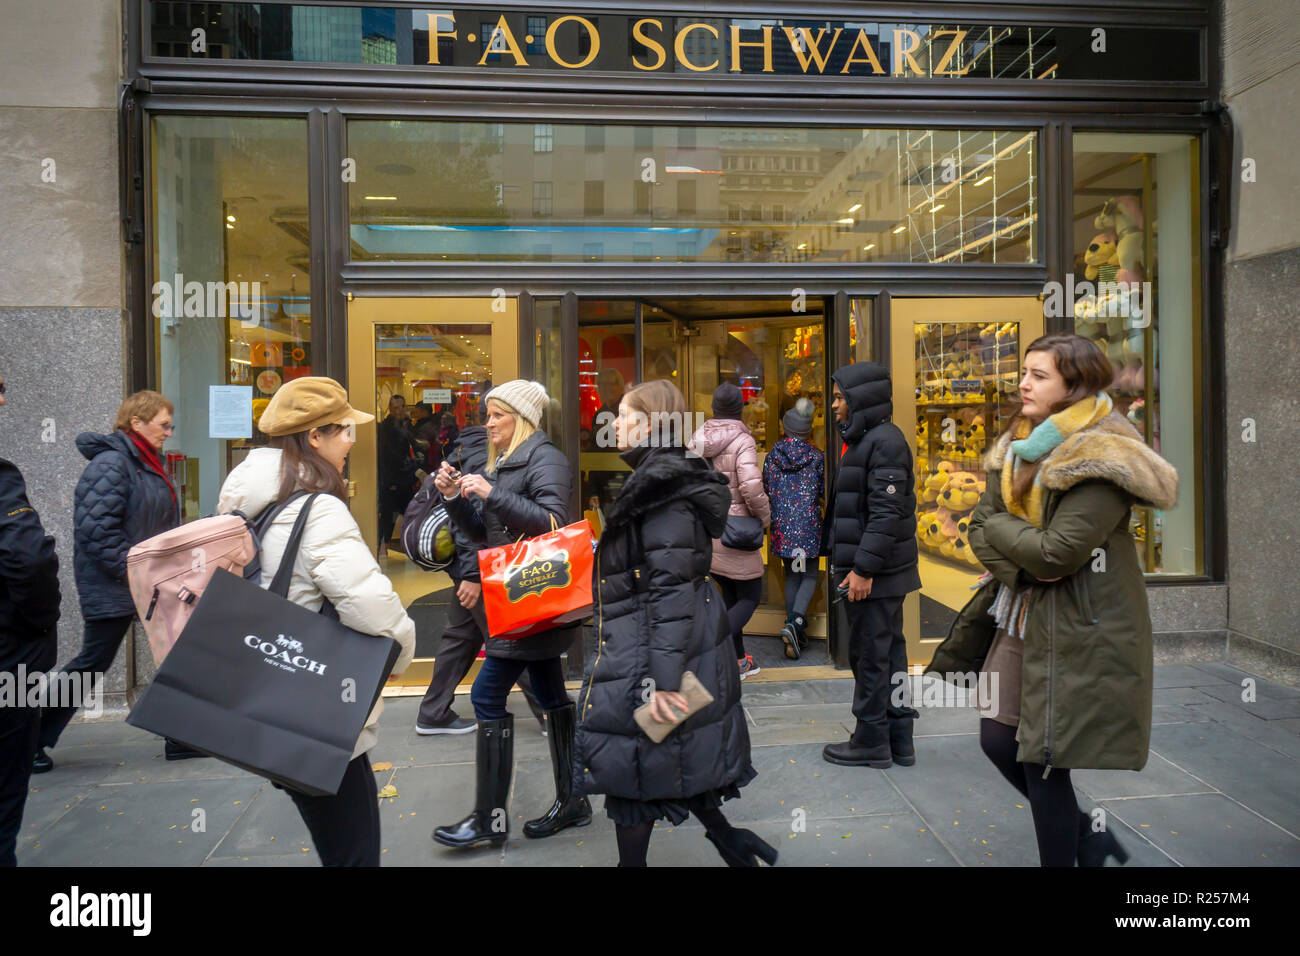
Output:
[623, 379, 689, 447]
[114, 390, 174, 432]
[1008, 334, 1114, 503]
[269, 424, 349, 502]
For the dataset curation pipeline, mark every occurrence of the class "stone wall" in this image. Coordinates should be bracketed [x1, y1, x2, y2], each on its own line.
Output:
[0, 0, 129, 710]
[1222, 0, 1300, 683]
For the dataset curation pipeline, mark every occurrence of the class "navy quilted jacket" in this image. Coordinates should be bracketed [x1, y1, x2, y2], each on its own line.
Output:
[73, 430, 177, 620]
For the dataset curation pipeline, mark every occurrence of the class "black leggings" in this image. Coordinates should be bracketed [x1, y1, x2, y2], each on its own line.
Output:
[714, 574, 761, 660]
[979, 719, 1085, 867]
[614, 797, 732, 867]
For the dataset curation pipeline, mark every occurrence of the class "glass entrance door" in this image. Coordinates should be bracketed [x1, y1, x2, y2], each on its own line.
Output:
[347, 296, 518, 684]
[889, 297, 1045, 666]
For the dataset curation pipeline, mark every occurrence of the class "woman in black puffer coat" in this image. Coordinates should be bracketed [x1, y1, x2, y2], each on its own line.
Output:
[34, 391, 183, 772]
[575, 380, 777, 868]
[432, 380, 589, 850]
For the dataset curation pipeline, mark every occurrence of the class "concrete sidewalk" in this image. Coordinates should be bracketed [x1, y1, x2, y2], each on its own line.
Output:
[15, 661, 1300, 867]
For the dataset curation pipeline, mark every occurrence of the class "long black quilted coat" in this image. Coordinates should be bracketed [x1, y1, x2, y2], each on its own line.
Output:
[73, 430, 177, 620]
[573, 444, 754, 802]
[823, 362, 921, 599]
[443, 429, 578, 661]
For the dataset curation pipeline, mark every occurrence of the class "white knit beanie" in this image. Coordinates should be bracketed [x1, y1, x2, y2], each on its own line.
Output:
[484, 379, 549, 427]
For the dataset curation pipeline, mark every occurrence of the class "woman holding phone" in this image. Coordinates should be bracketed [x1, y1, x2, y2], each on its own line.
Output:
[574, 380, 777, 868]
[431, 380, 589, 849]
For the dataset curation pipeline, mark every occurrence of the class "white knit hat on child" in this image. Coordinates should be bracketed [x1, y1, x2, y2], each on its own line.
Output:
[484, 380, 549, 427]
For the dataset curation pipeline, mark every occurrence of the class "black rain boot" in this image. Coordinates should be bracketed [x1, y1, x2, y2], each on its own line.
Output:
[887, 707, 919, 767]
[433, 715, 513, 849]
[705, 826, 780, 867]
[523, 702, 592, 839]
[822, 720, 893, 768]
[780, 614, 802, 660]
[1077, 811, 1130, 866]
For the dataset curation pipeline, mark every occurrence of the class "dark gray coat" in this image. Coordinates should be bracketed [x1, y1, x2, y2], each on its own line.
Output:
[73, 431, 177, 620]
[573, 445, 754, 802]
[444, 430, 578, 661]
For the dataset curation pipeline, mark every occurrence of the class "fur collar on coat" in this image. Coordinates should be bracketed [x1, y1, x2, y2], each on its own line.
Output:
[986, 409, 1178, 511]
[603, 446, 731, 538]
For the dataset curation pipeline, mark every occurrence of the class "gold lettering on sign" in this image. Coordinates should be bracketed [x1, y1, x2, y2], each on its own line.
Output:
[546, 15, 600, 69]
[477, 15, 529, 67]
[932, 29, 973, 75]
[782, 26, 842, 74]
[427, 12, 456, 65]
[892, 29, 925, 76]
[729, 24, 774, 73]
[675, 23, 720, 72]
[840, 28, 885, 74]
[632, 18, 668, 70]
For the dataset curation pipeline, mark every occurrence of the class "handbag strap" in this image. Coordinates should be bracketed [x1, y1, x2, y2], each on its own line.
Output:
[268, 493, 320, 598]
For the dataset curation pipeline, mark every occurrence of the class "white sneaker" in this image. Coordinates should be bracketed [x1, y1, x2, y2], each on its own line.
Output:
[415, 716, 477, 735]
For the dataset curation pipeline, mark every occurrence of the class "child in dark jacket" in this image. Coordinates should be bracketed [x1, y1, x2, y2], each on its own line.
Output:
[761, 398, 824, 659]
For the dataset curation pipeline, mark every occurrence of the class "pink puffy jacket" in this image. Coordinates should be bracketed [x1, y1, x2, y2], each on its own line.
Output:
[689, 417, 771, 580]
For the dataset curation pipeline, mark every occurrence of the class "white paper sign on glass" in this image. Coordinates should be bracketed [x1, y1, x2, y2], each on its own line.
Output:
[423, 388, 452, 404]
[209, 385, 253, 439]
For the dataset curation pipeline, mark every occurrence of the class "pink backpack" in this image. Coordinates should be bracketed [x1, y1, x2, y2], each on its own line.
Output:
[126, 493, 304, 666]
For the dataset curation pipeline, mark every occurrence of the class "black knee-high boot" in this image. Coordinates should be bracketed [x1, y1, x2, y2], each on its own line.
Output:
[432, 715, 513, 848]
[523, 702, 592, 839]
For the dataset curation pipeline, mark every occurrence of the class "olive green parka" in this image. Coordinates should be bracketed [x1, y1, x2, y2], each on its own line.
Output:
[933, 410, 1178, 772]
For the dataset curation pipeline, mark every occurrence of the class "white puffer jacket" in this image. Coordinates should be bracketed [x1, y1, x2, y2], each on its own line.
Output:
[217, 448, 416, 759]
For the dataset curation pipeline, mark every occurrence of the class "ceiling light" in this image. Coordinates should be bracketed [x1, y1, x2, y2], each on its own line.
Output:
[892, 224, 906, 234]
[863, 243, 875, 251]
[930, 204, 945, 213]
[797, 243, 807, 250]
[847, 203, 862, 214]
[225, 223, 234, 229]
[225, 214, 236, 223]
[973, 175, 992, 186]
[837, 217, 854, 224]
[364, 196, 397, 201]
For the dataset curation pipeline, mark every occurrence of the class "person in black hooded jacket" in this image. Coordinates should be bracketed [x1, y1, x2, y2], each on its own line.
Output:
[574, 380, 778, 868]
[821, 362, 921, 769]
[0, 372, 62, 866]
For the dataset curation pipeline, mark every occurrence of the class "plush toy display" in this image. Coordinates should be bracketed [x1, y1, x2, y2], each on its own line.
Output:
[938, 471, 982, 511]
[1094, 195, 1145, 285]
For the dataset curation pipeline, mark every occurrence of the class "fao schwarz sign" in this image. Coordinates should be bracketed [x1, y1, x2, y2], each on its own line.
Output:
[429, 14, 1019, 76]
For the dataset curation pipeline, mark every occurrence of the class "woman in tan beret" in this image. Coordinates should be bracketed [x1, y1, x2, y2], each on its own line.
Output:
[218, 376, 416, 867]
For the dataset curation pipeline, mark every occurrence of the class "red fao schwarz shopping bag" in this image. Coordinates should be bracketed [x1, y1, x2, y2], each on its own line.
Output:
[478, 518, 594, 639]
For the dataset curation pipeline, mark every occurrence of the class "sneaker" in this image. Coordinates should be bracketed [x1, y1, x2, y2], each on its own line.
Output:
[737, 655, 761, 680]
[416, 714, 477, 735]
[32, 749, 53, 774]
[780, 621, 802, 660]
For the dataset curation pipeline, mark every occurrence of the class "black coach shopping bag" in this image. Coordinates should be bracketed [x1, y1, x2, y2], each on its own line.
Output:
[126, 495, 401, 796]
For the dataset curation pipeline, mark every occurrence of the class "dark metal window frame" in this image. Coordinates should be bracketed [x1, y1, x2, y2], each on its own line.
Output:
[123, 0, 1226, 586]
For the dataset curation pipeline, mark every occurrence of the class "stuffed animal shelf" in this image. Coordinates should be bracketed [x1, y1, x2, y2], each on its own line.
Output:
[1095, 195, 1145, 286]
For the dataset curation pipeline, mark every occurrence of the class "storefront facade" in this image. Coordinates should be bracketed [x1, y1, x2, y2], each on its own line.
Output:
[121, 0, 1229, 684]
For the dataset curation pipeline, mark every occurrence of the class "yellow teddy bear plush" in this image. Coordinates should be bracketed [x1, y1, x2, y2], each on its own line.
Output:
[938, 471, 982, 511]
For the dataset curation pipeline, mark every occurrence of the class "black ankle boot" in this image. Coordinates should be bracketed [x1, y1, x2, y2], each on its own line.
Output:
[822, 720, 892, 768]
[705, 827, 779, 867]
[523, 702, 592, 839]
[433, 716, 513, 849]
[1077, 812, 1130, 867]
[888, 707, 919, 767]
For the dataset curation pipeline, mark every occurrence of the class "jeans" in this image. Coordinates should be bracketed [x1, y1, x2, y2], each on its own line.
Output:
[280, 753, 381, 866]
[781, 557, 818, 620]
[714, 574, 761, 660]
[469, 655, 570, 721]
[37, 614, 134, 751]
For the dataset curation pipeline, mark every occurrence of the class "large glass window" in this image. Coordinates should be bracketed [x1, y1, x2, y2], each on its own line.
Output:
[151, 115, 310, 521]
[1071, 133, 1201, 575]
[346, 121, 1036, 264]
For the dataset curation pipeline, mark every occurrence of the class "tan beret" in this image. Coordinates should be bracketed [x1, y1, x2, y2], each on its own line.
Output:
[257, 376, 374, 436]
